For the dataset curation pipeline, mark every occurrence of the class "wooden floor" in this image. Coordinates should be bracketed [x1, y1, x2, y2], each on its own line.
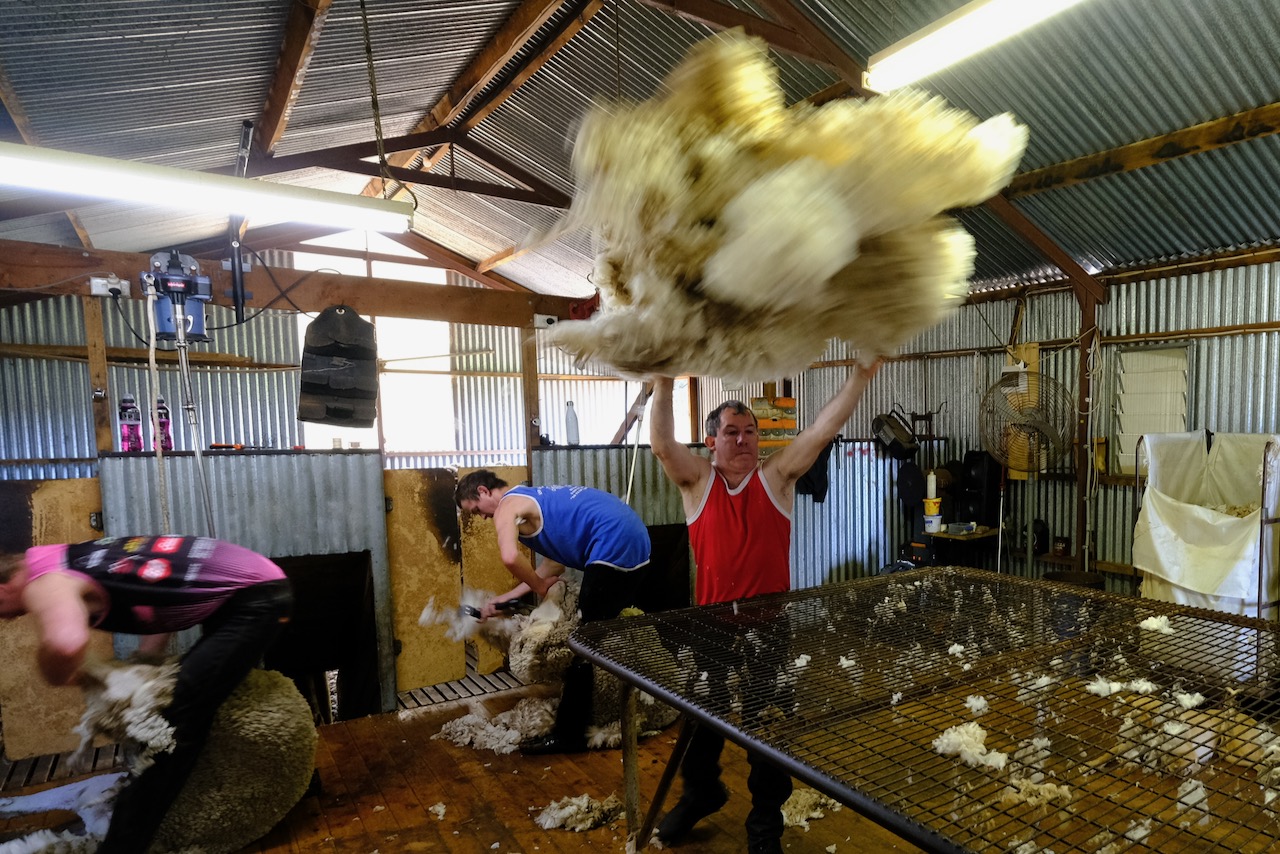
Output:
[2, 684, 925, 853]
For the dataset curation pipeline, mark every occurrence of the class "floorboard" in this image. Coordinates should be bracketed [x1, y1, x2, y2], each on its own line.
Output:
[255, 685, 925, 854]
[2, 683, 925, 853]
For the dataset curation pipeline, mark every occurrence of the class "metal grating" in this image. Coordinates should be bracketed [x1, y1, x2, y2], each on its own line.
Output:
[572, 567, 1280, 853]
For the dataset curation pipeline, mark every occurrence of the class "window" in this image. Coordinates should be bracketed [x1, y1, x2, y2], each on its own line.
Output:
[1113, 345, 1190, 474]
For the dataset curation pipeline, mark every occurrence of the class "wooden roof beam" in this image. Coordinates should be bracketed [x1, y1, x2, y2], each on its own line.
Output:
[358, 0, 573, 201]
[1007, 100, 1280, 198]
[385, 231, 534, 293]
[0, 238, 579, 326]
[756, 0, 868, 94]
[985, 194, 1107, 305]
[254, 0, 334, 157]
[0, 64, 94, 246]
[635, 0, 823, 61]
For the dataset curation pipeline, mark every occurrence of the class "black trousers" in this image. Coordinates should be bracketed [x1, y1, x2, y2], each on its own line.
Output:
[552, 564, 645, 740]
[675, 607, 794, 842]
[98, 579, 293, 854]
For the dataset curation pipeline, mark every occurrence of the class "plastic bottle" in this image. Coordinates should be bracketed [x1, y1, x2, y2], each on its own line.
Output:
[565, 400, 580, 446]
[119, 394, 143, 452]
[155, 396, 173, 451]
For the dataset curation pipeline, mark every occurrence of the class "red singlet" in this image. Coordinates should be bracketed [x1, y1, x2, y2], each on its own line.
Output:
[687, 466, 791, 605]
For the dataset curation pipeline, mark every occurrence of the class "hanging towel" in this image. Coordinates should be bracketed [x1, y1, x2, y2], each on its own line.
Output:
[1142, 430, 1209, 503]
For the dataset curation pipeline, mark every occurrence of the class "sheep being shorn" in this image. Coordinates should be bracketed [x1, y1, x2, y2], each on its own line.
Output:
[430, 576, 678, 750]
[534, 31, 1028, 381]
[0, 664, 316, 854]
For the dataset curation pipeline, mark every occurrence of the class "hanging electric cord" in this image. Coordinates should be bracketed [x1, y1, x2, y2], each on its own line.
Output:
[142, 281, 173, 534]
[623, 382, 647, 505]
[972, 299, 1022, 362]
[205, 254, 335, 329]
[112, 292, 176, 348]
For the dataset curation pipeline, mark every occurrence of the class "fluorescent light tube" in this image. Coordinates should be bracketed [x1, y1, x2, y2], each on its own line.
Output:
[0, 141, 412, 233]
[864, 0, 1091, 93]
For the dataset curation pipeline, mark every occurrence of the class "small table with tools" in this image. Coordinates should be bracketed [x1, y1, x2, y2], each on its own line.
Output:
[570, 566, 1280, 852]
[920, 525, 999, 566]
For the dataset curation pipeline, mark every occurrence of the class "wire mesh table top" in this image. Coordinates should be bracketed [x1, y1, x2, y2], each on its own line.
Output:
[570, 566, 1280, 853]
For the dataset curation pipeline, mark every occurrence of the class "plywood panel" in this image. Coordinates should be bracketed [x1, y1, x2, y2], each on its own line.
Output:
[0, 478, 114, 760]
[384, 468, 466, 690]
[457, 465, 529, 674]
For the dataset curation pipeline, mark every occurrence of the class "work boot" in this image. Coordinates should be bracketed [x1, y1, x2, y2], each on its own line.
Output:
[655, 782, 729, 843]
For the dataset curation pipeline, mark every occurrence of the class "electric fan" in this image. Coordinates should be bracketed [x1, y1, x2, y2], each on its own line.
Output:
[978, 367, 1076, 573]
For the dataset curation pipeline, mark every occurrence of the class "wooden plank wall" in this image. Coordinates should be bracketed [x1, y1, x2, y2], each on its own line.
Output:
[0, 478, 114, 760]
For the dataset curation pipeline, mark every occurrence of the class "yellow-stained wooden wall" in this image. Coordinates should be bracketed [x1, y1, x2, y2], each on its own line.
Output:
[384, 468, 467, 690]
[0, 478, 114, 760]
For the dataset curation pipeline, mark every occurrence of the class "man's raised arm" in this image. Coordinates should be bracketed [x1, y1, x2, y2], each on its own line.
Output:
[650, 377, 707, 490]
[768, 359, 882, 485]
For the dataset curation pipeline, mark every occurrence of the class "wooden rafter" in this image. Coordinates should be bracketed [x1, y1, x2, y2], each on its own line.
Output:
[985, 194, 1106, 304]
[455, 137, 571, 209]
[357, 1, 604, 286]
[357, 0, 569, 201]
[254, 0, 334, 156]
[477, 4, 862, 276]
[0, 238, 579, 326]
[634, 0, 819, 59]
[1007, 99, 1280, 199]
[385, 231, 534, 293]
[755, 0, 867, 93]
[0, 63, 95, 247]
[177, 222, 346, 259]
[478, 245, 529, 274]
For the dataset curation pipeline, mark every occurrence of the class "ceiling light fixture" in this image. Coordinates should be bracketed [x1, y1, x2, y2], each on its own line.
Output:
[864, 0, 1092, 93]
[0, 141, 413, 233]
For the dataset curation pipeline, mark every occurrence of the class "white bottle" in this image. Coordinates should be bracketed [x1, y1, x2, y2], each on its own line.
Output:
[565, 400, 580, 446]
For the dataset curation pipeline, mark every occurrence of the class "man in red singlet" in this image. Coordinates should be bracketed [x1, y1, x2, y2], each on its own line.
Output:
[650, 361, 881, 854]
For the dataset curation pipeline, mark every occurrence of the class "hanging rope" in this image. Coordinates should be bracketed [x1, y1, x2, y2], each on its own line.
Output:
[358, 0, 394, 191]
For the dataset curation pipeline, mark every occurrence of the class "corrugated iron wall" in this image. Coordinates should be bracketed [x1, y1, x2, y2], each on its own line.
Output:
[1, 296, 301, 480]
[10, 260, 1280, 597]
[99, 450, 396, 711]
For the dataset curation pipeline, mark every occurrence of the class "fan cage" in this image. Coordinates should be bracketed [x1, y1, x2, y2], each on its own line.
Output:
[980, 371, 1076, 473]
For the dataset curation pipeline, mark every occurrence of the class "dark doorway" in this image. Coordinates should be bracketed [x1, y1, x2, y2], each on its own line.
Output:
[266, 551, 380, 723]
[640, 524, 692, 613]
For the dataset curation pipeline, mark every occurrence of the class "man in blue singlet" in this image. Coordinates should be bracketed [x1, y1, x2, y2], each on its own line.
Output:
[454, 470, 651, 755]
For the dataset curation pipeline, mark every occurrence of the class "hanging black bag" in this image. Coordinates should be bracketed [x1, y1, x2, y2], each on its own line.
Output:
[298, 305, 378, 427]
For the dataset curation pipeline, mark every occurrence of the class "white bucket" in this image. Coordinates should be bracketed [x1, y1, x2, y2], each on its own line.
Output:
[924, 514, 943, 533]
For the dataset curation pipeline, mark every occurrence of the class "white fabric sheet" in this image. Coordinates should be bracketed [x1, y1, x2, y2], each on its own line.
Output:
[1134, 432, 1280, 606]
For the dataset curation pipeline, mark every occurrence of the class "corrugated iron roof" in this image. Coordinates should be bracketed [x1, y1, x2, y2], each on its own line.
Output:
[0, 0, 1278, 296]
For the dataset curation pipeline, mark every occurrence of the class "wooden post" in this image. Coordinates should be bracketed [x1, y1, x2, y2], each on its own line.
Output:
[1075, 293, 1099, 571]
[621, 683, 639, 836]
[520, 324, 540, 472]
[688, 377, 702, 442]
[80, 295, 113, 452]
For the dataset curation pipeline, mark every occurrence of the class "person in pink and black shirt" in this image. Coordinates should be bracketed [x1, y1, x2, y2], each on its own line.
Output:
[0, 536, 293, 854]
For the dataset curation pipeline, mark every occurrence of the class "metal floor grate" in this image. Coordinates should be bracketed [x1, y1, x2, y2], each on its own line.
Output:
[0, 744, 123, 794]
[396, 644, 527, 710]
[572, 566, 1280, 853]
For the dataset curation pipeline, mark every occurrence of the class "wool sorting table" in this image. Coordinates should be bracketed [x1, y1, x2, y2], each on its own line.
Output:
[569, 566, 1280, 852]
